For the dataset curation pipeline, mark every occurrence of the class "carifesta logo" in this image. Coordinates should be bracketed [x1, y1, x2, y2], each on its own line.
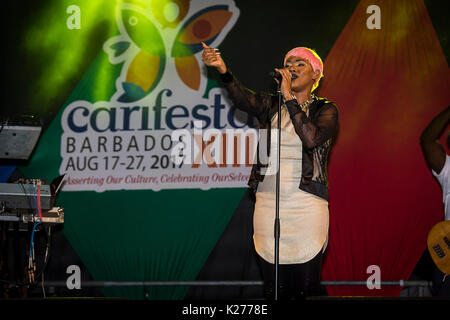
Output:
[104, 0, 239, 102]
[59, 0, 250, 192]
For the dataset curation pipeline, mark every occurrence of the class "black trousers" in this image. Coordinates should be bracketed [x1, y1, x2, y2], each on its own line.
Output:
[258, 248, 323, 300]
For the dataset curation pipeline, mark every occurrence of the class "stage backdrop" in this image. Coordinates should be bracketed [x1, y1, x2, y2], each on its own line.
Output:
[21, 0, 253, 299]
[318, 0, 450, 296]
[15, 0, 449, 298]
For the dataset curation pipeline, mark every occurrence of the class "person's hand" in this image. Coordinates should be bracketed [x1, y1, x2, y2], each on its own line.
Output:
[201, 42, 227, 74]
[274, 67, 293, 101]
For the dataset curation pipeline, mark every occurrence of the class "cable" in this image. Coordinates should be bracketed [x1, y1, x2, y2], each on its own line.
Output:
[1, 180, 52, 293]
[35, 226, 51, 282]
[1, 224, 52, 290]
[29, 183, 40, 259]
[28, 182, 41, 284]
[37, 181, 43, 222]
[29, 223, 40, 259]
[41, 272, 46, 298]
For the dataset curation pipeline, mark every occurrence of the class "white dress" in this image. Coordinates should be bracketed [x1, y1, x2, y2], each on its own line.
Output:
[253, 104, 329, 264]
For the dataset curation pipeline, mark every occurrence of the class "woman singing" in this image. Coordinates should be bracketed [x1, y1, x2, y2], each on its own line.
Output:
[201, 43, 338, 299]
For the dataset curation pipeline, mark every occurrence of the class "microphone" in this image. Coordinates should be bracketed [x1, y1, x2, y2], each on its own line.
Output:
[269, 71, 282, 80]
[269, 70, 297, 80]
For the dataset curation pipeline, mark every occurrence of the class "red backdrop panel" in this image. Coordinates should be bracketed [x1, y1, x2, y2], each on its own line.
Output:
[318, 0, 450, 296]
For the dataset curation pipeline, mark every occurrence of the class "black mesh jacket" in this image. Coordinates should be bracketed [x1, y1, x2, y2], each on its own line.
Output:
[220, 70, 339, 201]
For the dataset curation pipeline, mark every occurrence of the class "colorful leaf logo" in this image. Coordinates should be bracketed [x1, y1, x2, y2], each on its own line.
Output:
[172, 5, 233, 91]
[104, 1, 236, 103]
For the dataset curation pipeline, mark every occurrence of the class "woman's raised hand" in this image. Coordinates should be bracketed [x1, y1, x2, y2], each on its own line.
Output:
[201, 42, 227, 74]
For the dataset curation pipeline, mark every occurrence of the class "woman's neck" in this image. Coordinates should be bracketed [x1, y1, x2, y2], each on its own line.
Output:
[292, 91, 312, 104]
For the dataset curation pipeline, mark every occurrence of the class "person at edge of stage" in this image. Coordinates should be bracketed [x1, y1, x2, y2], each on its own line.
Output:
[420, 106, 450, 297]
[201, 42, 339, 300]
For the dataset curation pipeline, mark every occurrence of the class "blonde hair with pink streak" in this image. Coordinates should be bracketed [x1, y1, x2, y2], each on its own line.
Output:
[284, 47, 323, 92]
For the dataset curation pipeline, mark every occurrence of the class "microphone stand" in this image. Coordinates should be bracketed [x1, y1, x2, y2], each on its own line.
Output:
[274, 81, 282, 300]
